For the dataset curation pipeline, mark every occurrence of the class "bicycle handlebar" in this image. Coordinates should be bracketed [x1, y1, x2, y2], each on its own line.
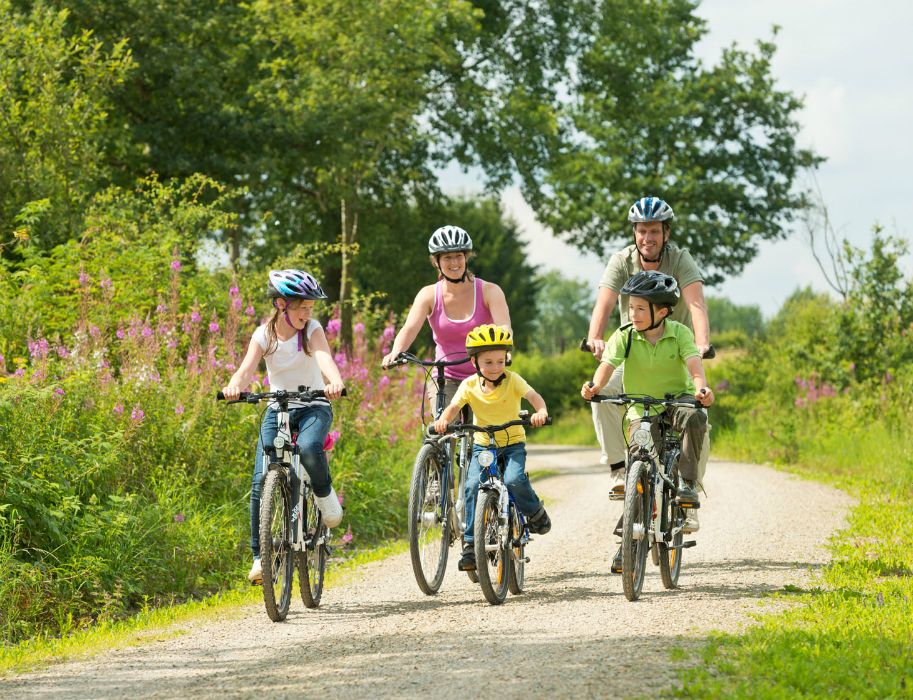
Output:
[585, 390, 702, 410]
[428, 415, 552, 438]
[385, 351, 470, 369]
[216, 386, 348, 404]
[579, 337, 716, 360]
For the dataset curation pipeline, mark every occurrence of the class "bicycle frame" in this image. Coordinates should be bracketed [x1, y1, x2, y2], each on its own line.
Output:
[475, 434, 528, 559]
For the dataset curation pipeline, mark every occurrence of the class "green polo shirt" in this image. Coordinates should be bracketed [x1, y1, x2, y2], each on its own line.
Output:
[598, 242, 704, 329]
[601, 320, 699, 417]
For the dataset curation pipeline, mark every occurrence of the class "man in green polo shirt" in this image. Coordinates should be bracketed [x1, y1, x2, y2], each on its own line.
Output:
[583, 196, 711, 487]
[582, 270, 714, 573]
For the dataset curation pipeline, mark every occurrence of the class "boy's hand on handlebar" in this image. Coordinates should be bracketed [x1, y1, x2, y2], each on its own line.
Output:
[324, 382, 345, 400]
[695, 386, 714, 407]
[432, 417, 449, 436]
[581, 380, 599, 400]
[530, 409, 549, 428]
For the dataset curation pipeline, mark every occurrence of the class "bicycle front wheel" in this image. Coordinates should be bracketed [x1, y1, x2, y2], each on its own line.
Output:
[658, 485, 684, 589]
[474, 488, 509, 605]
[621, 461, 650, 602]
[259, 469, 294, 621]
[507, 505, 526, 595]
[408, 444, 451, 595]
[298, 487, 327, 608]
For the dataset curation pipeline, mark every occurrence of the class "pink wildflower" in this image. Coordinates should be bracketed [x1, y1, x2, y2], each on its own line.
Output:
[156, 304, 168, 314]
[28, 338, 50, 359]
[190, 311, 201, 323]
[354, 322, 365, 335]
[171, 259, 182, 271]
[245, 305, 256, 317]
[79, 271, 91, 286]
[382, 325, 395, 342]
[89, 325, 101, 338]
[116, 328, 125, 340]
[173, 513, 185, 523]
[141, 326, 153, 338]
[131, 404, 145, 422]
[113, 403, 125, 415]
[209, 320, 220, 334]
[326, 319, 341, 336]
[229, 286, 240, 298]
[175, 404, 185, 415]
[54, 387, 65, 396]
[100, 278, 113, 291]
[56, 346, 70, 358]
[341, 525, 353, 545]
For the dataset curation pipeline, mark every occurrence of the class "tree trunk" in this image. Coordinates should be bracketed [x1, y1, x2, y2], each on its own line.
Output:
[338, 195, 358, 353]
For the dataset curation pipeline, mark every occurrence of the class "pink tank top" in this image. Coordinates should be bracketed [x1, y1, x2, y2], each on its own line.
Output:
[428, 276, 494, 380]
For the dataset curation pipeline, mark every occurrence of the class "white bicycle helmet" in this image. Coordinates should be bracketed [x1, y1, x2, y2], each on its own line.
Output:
[428, 225, 473, 254]
[628, 196, 674, 223]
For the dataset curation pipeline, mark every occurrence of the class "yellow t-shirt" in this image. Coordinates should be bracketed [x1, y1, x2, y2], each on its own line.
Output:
[451, 371, 533, 447]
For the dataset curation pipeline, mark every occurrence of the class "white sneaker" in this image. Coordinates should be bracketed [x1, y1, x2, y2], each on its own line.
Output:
[611, 467, 626, 495]
[317, 487, 343, 528]
[683, 511, 700, 534]
[247, 557, 262, 583]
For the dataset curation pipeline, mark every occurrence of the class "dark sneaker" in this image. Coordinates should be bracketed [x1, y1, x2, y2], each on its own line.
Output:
[610, 545, 622, 574]
[676, 480, 700, 508]
[527, 507, 551, 535]
[457, 543, 476, 571]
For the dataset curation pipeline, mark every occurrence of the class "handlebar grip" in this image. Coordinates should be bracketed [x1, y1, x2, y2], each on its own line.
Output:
[216, 391, 225, 401]
[543, 416, 553, 426]
[216, 391, 250, 402]
[702, 345, 716, 360]
[579, 338, 591, 352]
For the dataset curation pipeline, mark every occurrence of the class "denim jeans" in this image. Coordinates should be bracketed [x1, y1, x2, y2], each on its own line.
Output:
[250, 403, 333, 557]
[463, 442, 542, 544]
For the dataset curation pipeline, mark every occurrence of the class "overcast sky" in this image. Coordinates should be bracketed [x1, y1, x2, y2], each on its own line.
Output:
[440, 1, 913, 317]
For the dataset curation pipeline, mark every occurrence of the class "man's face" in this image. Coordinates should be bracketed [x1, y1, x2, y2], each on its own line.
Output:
[634, 221, 668, 261]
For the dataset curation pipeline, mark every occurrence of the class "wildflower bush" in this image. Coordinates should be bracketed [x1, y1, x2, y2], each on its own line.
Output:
[0, 192, 429, 645]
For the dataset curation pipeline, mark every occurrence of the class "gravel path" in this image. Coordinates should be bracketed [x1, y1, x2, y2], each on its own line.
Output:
[7, 447, 852, 699]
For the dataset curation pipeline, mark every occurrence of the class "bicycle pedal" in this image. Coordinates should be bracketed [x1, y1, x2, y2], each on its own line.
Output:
[676, 499, 700, 509]
[681, 540, 697, 548]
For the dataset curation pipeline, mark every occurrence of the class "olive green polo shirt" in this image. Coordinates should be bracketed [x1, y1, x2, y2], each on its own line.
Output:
[598, 242, 704, 329]
[601, 320, 699, 416]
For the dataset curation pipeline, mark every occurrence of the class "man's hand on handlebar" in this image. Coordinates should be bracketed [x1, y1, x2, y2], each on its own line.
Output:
[580, 338, 605, 358]
[581, 380, 599, 401]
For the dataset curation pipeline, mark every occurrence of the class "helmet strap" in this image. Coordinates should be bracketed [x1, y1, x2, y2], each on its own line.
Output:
[644, 304, 667, 331]
[282, 307, 305, 352]
[441, 272, 467, 283]
[472, 357, 506, 387]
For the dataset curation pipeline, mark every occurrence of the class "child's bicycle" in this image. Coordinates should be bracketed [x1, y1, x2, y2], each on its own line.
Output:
[217, 386, 345, 621]
[385, 352, 474, 593]
[432, 413, 551, 605]
[586, 389, 701, 601]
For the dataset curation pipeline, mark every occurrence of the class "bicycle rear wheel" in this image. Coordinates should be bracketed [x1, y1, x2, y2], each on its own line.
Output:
[659, 485, 684, 589]
[408, 444, 451, 594]
[298, 487, 327, 608]
[259, 469, 294, 621]
[507, 505, 526, 595]
[621, 461, 650, 601]
[475, 488, 509, 604]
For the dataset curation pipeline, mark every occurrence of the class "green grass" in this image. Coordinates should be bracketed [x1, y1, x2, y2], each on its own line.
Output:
[526, 406, 599, 447]
[0, 539, 408, 677]
[670, 420, 913, 698]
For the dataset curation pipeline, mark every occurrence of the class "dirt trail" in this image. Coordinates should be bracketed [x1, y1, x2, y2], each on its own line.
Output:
[8, 447, 852, 699]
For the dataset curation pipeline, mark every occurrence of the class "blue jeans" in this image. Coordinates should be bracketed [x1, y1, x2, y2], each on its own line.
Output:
[463, 442, 542, 544]
[250, 404, 333, 557]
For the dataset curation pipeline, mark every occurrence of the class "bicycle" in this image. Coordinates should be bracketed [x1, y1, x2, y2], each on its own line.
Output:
[385, 352, 475, 593]
[586, 390, 701, 601]
[217, 386, 345, 621]
[432, 413, 551, 605]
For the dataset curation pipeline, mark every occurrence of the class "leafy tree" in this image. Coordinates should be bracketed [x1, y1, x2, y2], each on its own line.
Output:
[530, 271, 594, 355]
[523, 0, 822, 284]
[706, 297, 764, 337]
[0, 0, 134, 250]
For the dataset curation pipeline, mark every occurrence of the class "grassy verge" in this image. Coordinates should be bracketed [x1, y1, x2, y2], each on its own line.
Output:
[672, 420, 913, 698]
[0, 539, 408, 677]
[526, 406, 599, 447]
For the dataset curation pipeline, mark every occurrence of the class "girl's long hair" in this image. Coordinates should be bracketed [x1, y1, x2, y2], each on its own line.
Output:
[263, 305, 312, 357]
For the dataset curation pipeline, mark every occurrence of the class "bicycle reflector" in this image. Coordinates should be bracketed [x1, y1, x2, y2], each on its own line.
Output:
[273, 436, 285, 449]
[478, 450, 495, 467]
[632, 426, 652, 448]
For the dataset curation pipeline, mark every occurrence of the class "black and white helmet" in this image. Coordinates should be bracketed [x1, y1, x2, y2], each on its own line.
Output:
[267, 269, 328, 300]
[628, 196, 674, 223]
[620, 271, 680, 307]
[428, 225, 473, 254]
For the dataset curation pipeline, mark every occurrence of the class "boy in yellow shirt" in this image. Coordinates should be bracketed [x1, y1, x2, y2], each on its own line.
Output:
[434, 324, 551, 572]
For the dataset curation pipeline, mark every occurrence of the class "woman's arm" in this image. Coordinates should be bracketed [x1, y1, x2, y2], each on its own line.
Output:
[222, 337, 265, 400]
[482, 282, 512, 330]
[310, 326, 346, 399]
[381, 285, 435, 367]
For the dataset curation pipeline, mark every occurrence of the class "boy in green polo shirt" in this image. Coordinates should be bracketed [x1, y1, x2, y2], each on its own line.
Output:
[581, 271, 714, 571]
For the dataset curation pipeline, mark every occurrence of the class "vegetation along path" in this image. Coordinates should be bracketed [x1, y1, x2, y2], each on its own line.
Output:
[8, 446, 851, 699]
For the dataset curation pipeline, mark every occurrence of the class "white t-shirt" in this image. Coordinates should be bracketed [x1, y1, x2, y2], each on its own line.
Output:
[252, 320, 326, 408]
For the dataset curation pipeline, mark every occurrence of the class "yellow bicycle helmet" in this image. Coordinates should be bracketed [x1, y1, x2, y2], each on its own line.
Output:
[465, 324, 513, 356]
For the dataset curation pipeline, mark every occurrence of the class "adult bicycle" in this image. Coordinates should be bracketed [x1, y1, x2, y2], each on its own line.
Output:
[586, 391, 701, 601]
[432, 413, 551, 605]
[385, 352, 474, 593]
[217, 386, 345, 621]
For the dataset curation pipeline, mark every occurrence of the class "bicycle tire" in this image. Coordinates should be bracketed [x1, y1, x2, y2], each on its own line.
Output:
[621, 461, 650, 602]
[408, 444, 451, 595]
[298, 487, 327, 608]
[507, 505, 525, 595]
[474, 488, 509, 604]
[259, 469, 294, 621]
[658, 492, 684, 590]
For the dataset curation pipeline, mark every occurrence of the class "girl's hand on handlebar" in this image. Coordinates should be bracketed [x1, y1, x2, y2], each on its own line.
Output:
[381, 351, 396, 369]
[324, 381, 346, 400]
[530, 409, 549, 428]
[221, 384, 243, 401]
[695, 386, 714, 407]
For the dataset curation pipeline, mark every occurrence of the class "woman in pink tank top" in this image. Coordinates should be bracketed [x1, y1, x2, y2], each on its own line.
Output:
[381, 225, 511, 411]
